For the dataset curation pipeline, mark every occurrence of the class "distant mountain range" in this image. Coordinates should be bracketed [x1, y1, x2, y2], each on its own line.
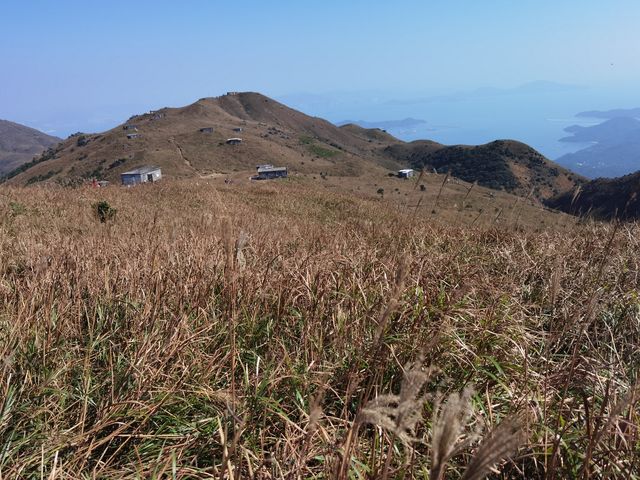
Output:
[0, 120, 61, 175]
[556, 114, 640, 179]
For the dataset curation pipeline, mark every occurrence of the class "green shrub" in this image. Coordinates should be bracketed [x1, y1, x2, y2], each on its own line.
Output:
[308, 144, 338, 158]
[9, 201, 26, 216]
[92, 201, 117, 223]
[25, 170, 61, 185]
[108, 158, 127, 170]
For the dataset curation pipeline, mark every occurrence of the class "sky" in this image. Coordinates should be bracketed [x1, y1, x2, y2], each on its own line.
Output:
[1, 0, 640, 138]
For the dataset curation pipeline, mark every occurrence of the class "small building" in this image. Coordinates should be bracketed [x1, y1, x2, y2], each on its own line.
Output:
[398, 169, 415, 178]
[97, 180, 110, 188]
[256, 164, 273, 170]
[226, 138, 242, 145]
[200, 127, 214, 133]
[127, 133, 140, 140]
[123, 125, 138, 131]
[233, 127, 243, 133]
[120, 166, 162, 186]
[257, 166, 288, 180]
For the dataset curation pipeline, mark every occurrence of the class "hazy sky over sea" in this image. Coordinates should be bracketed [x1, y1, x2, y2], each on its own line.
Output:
[2, 0, 639, 155]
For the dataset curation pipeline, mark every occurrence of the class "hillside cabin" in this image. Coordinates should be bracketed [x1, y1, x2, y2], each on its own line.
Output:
[200, 127, 214, 133]
[257, 166, 288, 180]
[123, 125, 138, 131]
[226, 138, 242, 145]
[233, 127, 243, 133]
[256, 164, 273, 170]
[127, 133, 140, 140]
[120, 166, 162, 186]
[398, 169, 415, 178]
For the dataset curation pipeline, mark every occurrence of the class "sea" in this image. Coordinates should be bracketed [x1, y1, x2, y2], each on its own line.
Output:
[289, 86, 640, 161]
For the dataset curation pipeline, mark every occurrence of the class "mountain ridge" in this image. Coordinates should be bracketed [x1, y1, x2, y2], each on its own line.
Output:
[546, 170, 640, 220]
[0, 120, 61, 175]
[384, 139, 582, 201]
[4, 92, 582, 202]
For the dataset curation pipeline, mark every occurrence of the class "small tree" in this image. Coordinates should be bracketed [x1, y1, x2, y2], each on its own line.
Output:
[377, 188, 384, 198]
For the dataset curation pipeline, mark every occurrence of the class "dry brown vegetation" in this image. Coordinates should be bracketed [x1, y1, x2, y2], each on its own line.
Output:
[4, 92, 580, 207]
[0, 180, 639, 478]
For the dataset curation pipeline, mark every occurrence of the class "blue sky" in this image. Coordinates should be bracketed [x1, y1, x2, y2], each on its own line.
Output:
[1, 0, 639, 137]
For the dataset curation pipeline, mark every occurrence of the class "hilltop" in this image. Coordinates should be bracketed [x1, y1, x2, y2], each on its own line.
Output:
[385, 139, 581, 201]
[0, 120, 60, 174]
[546, 170, 640, 220]
[4, 93, 581, 204]
[4, 92, 403, 185]
[338, 123, 400, 143]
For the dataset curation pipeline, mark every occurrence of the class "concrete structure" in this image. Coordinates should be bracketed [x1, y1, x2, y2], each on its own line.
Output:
[200, 127, 214, 133]
[257, 166, 288, 180]
[398, 169, 415, 178]
[120, 166, 162, 186]
[226, 138, 242, 145]
[127, 133, 140, 140]
[233, 127, 243, 133]
[123, 125, 138, 131]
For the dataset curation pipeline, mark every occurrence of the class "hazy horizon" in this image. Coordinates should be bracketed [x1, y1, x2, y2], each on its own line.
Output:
[2, 1, 640, 158]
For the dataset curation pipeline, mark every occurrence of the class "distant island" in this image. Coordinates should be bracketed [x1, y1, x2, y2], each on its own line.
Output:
[577, 107, 640, 119]
[556, 114, 640, 178]
[336, 118, 427, 130]
[560, 117, 640, 144]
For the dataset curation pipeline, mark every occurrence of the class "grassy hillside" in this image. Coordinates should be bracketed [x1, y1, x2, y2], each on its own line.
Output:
[386, 140, 581, 202]
[0, 120, 61, 174]
[4, 93, 403, 186]
[546, 170, 640, 220]
[4, 94, 582, 204]
[0, 180, 637, 478]
[338, 123, 401, 143]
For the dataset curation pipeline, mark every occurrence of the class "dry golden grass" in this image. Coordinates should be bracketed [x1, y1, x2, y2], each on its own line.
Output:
[0, 180, 638, 478]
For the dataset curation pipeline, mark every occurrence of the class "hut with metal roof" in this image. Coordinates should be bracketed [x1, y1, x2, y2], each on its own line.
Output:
[120, 166, 162, 186]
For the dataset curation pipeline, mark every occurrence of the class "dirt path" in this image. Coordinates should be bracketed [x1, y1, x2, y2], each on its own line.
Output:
[168, 137, 194, 170]
[169, 137, 225, 179]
